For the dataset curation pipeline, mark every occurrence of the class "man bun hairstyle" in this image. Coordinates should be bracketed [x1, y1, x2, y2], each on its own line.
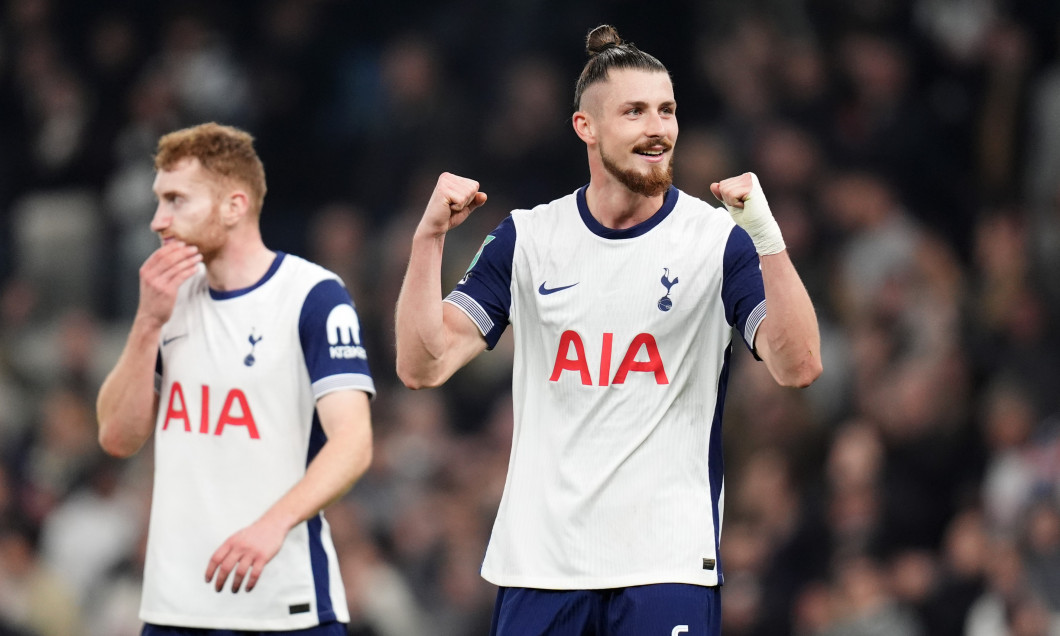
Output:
[586, 23, 623, 54]
[154, 122, 268, 214]
[573, 25, 669, 111]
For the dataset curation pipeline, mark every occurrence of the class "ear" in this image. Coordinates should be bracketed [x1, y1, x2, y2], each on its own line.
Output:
[222, 190, 250, 227]
[572, 110, 596, 145]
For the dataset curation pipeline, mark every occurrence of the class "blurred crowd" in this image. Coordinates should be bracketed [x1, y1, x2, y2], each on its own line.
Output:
[0, 0, 1059, 634]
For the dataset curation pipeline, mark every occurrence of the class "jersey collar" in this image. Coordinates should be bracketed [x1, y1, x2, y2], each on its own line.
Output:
[208, 251, 286, 300]
[576, 185, 679, 239]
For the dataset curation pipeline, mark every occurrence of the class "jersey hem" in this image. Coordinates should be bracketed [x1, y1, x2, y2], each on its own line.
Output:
[139, 611, 336, 631]
[480, 570, 721, 589]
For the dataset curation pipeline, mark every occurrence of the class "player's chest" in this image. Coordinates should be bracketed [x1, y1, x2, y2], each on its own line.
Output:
[161, 299, 297, 382]
[515, 238, 720, 331]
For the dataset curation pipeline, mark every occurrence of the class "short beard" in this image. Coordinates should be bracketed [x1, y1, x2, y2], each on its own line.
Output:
[601, 147, 675, 198]
[185, 204, 228, 262]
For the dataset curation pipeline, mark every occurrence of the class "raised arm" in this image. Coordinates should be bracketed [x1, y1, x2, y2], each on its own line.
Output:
[712, 173, 822, 388]
[97, 241, 202, 457]
[205, 389, 373, 593]
[395, 172, 490, 389]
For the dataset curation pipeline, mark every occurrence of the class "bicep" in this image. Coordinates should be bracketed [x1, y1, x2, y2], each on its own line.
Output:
[440, 301, 489, 373]
[722, 227, 767, 357]
[316, 389, 371, 442]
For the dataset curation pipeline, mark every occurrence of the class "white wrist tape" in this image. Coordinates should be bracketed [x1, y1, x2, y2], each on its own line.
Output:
[723, 173, 786, 255]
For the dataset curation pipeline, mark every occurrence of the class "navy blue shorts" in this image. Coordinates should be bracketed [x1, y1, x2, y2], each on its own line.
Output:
[489, 584, 721, 636]
[142, 621, 346, 636]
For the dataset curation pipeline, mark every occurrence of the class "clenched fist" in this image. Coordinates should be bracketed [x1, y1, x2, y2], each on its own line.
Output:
[418, 172, 488, 238]
[711, 172, 785, 255]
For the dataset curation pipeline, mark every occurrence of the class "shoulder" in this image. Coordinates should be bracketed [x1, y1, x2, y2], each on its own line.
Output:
[277, 253, 342, 286]
[257, 254, 353, 324]
[511, 189, 580, 226]
[672, 189, 736, 229]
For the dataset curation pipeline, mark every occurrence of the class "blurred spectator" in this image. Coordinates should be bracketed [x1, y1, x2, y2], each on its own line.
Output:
[816, 553, 924, 636]
[328, 502, 425, 636]
[15, 385, 103, 525]
[478, 54, 583, 204]
[0, 518, 81, 636]
[38, 455, 145, 610]
[964, 538, 1060, 636]
[980, 379, 1046, 535]
[1022, 499, 1060, 612]
[916, 508, 989, 635]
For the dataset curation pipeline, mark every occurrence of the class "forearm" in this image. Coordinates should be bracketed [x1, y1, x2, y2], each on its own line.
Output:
[257, 396, 372, 533]
[758, 251, 822, 387]
[395, 230, 453, 387]
[96, 315, 163, 457]
[397, 172, 491, 388]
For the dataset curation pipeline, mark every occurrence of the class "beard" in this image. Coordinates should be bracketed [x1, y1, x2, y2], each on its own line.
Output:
[173, 203, 227, 261]
[600, 141, 675, 197]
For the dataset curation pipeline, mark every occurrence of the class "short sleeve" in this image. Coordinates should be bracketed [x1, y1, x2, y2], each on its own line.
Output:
[298, 279, 376, 399]
[444, 216, 516, 350]
[722, 226, 767, 357]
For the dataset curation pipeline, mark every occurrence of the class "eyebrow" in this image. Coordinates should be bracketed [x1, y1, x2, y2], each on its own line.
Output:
[153, 188, 185, 200]
[619, 99, 676, 110]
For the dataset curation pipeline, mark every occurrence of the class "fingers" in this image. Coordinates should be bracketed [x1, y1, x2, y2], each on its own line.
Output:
[438, 172, 486, 212]
[142, 242, 202, 291]
[205, 543, 229, 591]
[711, 172, 755, 209]
[205, 541, 265, 593]
[709, 182, 723, 204]
[136, 241, 201, 325]
[466, 190, 488, 214]
[244, 560, 264, 592]
[417, 173, 487, 236]
[229, 557, 253, 593]
[206, 524, 284, 594]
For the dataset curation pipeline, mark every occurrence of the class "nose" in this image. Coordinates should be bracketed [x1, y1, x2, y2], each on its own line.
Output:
[644, 110, 667, 138]
[150, 204, 170, 233]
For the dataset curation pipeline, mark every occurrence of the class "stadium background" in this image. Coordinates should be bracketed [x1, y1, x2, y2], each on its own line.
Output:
[1, 0, 1059, 634]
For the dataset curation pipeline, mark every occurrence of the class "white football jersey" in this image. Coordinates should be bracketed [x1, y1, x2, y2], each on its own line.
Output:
[445, 186, 766, 589]
[143, 252, 374, 629]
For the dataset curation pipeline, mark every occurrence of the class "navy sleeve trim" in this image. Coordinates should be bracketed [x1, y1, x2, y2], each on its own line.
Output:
[721, 226, 767, 357]
[299, 279, 375, 394]
[444, 290, 494, 335]
[744, 299, 767, 350]
[313, 373, 375, 399]
[449, 216, 516, 349]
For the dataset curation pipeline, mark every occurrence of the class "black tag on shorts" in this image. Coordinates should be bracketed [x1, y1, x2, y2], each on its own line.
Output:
[702, 558, 716, 570]
[289, 603, 311, 614]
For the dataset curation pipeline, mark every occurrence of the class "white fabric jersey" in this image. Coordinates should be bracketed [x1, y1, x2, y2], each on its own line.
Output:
[143, 252, 374, 630]
[445, 186, 766, 589]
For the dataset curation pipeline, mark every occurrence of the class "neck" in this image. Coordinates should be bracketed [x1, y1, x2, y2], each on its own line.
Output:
[203, 229, 275, 291]
[584, 176, 667, 230]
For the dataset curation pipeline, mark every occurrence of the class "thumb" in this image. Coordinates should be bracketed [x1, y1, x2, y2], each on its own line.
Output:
[469, 191, 488, 211]
[710, 182, 722, 203]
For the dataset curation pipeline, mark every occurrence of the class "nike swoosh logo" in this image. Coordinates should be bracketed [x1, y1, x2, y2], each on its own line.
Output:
[538, 282, 579, 295]
[162, 334, 188, 346]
